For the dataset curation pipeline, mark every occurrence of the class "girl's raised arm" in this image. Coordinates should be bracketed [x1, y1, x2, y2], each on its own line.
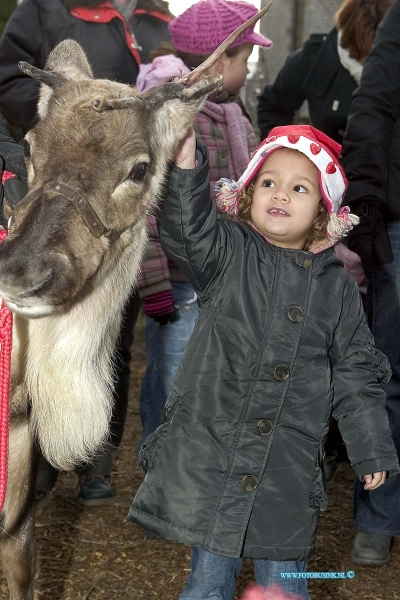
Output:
[159, 137, 234, 295]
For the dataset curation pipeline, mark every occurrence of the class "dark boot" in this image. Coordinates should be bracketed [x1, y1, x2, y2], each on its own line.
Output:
[78, 475, 116, 506]
[77, 449, 116, 506]
[35, 489, 51, 508]
[351, 530, 392, 566]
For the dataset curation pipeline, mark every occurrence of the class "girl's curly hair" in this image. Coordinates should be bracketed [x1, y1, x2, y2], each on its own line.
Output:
[237, 182, 330, 251]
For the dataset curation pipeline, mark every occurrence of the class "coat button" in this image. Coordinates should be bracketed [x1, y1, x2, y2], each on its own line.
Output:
[295, 252, 312, 268]
[257, 419, 273, 436]
[242, 475, 258, 492]
[273, 364, 290, 381]
[288, 305, 304, 323]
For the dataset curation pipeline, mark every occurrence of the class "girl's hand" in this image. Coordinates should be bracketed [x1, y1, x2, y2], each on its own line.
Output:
[364, 471, 386, 490]
[173, 128, 196, 170]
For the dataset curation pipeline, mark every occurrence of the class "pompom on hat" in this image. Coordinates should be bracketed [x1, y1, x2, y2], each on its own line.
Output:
[169, 0, 272, 55]
[215, 124, 359, 247]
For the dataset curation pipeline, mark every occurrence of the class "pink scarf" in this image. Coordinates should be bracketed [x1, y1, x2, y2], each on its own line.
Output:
[200, 99, 252, 181]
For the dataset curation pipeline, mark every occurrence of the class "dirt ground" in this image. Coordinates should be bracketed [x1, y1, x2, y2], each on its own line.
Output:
[1, 316, 399, 600]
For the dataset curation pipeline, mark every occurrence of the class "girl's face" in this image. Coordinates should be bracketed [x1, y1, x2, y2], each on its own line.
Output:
[250, 149, 321, 249]
[220, 43, 254, 95]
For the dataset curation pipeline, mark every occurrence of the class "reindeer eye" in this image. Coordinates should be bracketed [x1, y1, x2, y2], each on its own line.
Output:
[129, 163, 148, 182]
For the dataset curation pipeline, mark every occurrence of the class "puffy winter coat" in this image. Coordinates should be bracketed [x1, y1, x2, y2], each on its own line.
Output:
[128, 143, 400, 560]
[0, 0, 172, 135]
[257, 29, 357, 144]
[342, 0, 400, 221]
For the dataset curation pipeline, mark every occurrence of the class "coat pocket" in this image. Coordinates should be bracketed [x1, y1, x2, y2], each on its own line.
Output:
[138, 394, 181, 473]
[309, 446, 329, 512]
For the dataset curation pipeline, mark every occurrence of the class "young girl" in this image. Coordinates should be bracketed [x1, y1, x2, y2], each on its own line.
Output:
[136, 0, 272, 446]
[128, 125, 400, 599]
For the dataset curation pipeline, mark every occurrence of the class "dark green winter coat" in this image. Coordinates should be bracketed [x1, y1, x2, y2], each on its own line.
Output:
[128, 142, 400, 561]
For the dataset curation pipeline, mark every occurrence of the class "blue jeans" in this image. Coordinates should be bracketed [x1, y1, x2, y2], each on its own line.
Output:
[179, 547, 310, 600]
[139, 282, 198, 446]
[354, 221, 400, 535]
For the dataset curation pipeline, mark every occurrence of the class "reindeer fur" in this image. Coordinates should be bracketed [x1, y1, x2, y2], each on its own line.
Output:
[0, 38, 220, 599]
[0, 6, 271, 594]
[25, 222, 147, 470]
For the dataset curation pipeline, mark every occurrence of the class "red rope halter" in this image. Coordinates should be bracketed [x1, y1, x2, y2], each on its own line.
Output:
[0, 229, 12, 513]
[0, 171, 14, 512]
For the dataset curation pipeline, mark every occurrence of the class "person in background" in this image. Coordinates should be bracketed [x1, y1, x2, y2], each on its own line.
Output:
[256, 0, 393, 482]
[341, 0, 400, 568]
[0, 0, 172, 506]
[0, 0, 173, 140]
[257, 0, 393, 144]
[128, 124, 399, 600]
[134, 0, 272, 446]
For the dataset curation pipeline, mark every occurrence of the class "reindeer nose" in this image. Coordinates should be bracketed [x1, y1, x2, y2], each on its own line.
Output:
[18, 269, 54, 299]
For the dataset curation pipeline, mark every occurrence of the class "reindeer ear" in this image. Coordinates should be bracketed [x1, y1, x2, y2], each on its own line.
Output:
[44, 39, 94, 81]
[19, 40, 94, 120]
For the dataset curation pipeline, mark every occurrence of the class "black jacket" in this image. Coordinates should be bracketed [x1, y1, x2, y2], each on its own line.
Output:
[257, 29, 358, 144]
[128, 142, 399, 560]
[342, 0, 400, 221]
[0, 118, 27, 226]
[0, 0, 172, 135]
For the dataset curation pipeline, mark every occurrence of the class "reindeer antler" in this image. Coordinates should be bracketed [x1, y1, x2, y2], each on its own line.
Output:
[18, 62, 69, 87]
[173, 1, 273, 86]
[92, 1, 272, 112]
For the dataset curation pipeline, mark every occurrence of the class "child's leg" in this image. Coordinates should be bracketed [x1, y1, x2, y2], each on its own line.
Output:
[179, 547, 243, 600]
[254, 559, 310, 600]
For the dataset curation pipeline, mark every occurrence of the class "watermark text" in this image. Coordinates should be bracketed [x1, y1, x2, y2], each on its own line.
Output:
[280, 571, 355, 580]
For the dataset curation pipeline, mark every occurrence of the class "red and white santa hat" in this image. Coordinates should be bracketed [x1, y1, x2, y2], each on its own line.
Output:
[215, 125, 359, 244]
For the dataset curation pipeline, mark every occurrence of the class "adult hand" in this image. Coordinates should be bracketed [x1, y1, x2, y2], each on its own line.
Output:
[346, 199, 392, 279]
[0, 126, 28, 226]
[173, 128, 196, 170]
[363, 471, 386, 490]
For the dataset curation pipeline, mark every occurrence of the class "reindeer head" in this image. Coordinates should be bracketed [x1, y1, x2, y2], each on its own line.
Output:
[0, 3, 271, 318]
[0, 44, 219, 318]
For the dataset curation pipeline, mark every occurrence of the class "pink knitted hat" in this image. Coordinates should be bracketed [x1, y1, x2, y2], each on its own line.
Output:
[169, 0, 272, 55]
[215, 125, 359, 245]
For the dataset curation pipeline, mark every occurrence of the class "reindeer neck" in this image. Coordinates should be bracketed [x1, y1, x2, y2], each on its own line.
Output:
[14, 222, 147, 470]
